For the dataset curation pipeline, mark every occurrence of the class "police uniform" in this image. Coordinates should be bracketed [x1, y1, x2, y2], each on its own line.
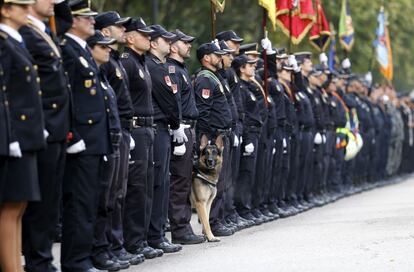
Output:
[59, 2, 111, 271]
[0, 32, 10, 205]
[145, 25, 182, 252]
[19, 7, 72, 270]
[166, 30, 203, 243]
[0, 25, 45, 203]
[94, 12, 136, 262]
[120, 18, 160, 258]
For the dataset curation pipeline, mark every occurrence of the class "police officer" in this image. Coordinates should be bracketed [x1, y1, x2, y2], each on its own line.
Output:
[166, 29, 205, 244]
[19, 1, 72, 271]
[145, 24, 182, 253]
[60, 1, 111, 271]
[215, 29, 243, 55]
[120, 18, 162, 259]
[194, 42, 233, 235]
[0, 0, 46, 271]
[94, 11, 143, 267]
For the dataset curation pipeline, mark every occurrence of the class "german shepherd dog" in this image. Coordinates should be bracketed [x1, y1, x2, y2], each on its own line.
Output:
[191, 134, 224, 242]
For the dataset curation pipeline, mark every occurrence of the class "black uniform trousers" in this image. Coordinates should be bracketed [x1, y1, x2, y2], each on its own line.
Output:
[148, 126, 171, 244]
[110, 129, 131, 254]
[271, 129, 284, 204]
[331, 144, 345, 193]
[312, 142, 325, 195]
[287, 134, 300, 202]
[297, 130, 314, 199]
[61, 155, 103, 272]
[234, 132, 260, 216]
[93, 136, 121, 260]
[169, 127, 196, 238]
[123, 127, 154, 251]
[323, 130, 336, 193]
[23, 141, 66, 272]
[342, 158, 356, 190]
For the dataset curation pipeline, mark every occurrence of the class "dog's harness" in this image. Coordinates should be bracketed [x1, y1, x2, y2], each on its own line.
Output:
[193, 168, 218, 188]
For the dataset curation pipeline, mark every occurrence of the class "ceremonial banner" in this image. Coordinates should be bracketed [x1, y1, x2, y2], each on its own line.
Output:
[259, 0, 277, 30]
[276, 0, 315, 45]
[374, 6, 393, 81]
[309, 0, 330, 51]
[328, 24, 336, 71]
[338, 0, 354, 51]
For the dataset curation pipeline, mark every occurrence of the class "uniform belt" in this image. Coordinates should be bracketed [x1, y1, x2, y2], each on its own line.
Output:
[110, 132, 122, 144]
[246, 126, 262, 133]
[300, 125, 312, 132]
[182, 119, 197, 129]
[216, 128, 232, 137]
[132, 116, 154, 128]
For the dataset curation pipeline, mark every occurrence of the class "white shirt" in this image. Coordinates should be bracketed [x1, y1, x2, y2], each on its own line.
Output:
[28, 15, 46, 33]
[0, 23, 23, 43]
[65, 33, 87, 50]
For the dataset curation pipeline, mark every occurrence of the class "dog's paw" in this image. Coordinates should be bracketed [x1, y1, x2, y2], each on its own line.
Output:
[208, 236, 221, 242]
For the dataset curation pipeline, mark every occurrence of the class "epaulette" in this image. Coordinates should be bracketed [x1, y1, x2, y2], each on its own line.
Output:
[121, 52, 129, 59]
[59, 38, 67, 46]
[0, 31, 8, 40]
[152, 57, 162, 65]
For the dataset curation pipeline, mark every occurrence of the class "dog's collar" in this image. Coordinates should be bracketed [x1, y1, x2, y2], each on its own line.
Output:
[194, 170, 218, 188]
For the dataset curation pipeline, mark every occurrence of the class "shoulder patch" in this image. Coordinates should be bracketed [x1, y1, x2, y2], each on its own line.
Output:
[168, 65, 175, 74]
[202, 88, 210, 99]
[171, 84, 178, 94]
[121, 53, 129, 59]
[164, 76, 172, 86]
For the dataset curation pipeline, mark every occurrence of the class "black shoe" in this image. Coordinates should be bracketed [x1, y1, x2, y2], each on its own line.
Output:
[132, 246, 162, 259]
[211, 223, 234, 237]
[116, 249, 144, 266]
[172, 233, 205, 245]
[261, 208, 279, 220]
[149, 240, 182, 253]
[92, 257, 121, 271]
[112, 258, 130, 270]
[223, 219, 239, 232]
[234, 213, 254, 228]
[84, 268, 105, 272]
[267, 203, 280, 215]
[251, 209, 271, 223]
[240, 212, 262, 225]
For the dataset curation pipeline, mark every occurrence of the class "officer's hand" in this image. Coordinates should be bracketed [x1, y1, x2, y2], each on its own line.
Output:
[130, 136, 135, 150]
[319, 52, 328, 66]
[172, 124, 190, 144]
[261, 38, 276, 55]
[288, 55, 300, 72]
[43, 129, 50, 140]
[233, 135, 239, 147]
[243, 142, 254, 156]
[342, 58, 351, 69]
[66, 140, 86, 154]
[173, 143, 186, 156]
[282, 138, 287, 148]
[9, 141, 22, 158]
[314, 132, 323, 144]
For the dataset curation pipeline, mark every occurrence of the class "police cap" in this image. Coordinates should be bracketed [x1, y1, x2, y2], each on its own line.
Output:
[231, 54, 257, 72]
[1, 0, 36, 4]
[170, 29, 195, 44]
[196, 42, 226, 61]
[87, 30, 116, 47]
[219, 40, 235, 54]
[69, 0, 98, 16]
[94, 11, 131, 30]
[294, 51, 312, 64]
[239, 42, 259, 56]
[148, 25, 176, 41]
[215, 30, 243, 43]
[124, 17, 153, 34]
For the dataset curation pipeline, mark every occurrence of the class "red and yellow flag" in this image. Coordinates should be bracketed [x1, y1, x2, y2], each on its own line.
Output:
[259, 0, 277, 30]
[309, 0, 331, 51]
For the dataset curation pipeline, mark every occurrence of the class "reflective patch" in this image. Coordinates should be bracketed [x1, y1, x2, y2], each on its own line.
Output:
[183, 74, 188, 84]
[202, 88, 210, 99]
[139, 69, 144, 79]
[250, 93, 257, 101]
[168, 65, 175, 74]
[115, 68, 123, 79]
[79, 56, 89, 68]
[100, 82, 108, 90]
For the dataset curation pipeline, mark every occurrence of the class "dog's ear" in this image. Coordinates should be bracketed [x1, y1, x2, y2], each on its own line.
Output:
[215, 134, 224, 152]
[199, 134, 209, 150]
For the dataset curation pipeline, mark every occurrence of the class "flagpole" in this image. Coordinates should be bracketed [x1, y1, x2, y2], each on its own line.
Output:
[289, 7, 293, 53]
[210, 1, 216, 39]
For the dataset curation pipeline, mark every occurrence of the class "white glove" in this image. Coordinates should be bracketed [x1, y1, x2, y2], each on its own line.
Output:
[233, 135, 239, 147]
[9, 141, 22, 158]
[130, 136, 135, 150]
[314, 132, 323, 144]
[172, 124, 190, 144]
[261, 37, 276, 55]
[272, 147, 276, 155]
[173, 144, 186, 156]
[243, 143, 254, 156]
[282, 138, 287, 148]
[66, 140, 86, 154]
[342, 58, 351, 69]
[319, 53, 328, 66]
[288, 55, 300, 72]
[240, 136, 243, 144]
[365, 72, 373, 86]
[322, 134, 327, 144]
[43, 129, 49, 140]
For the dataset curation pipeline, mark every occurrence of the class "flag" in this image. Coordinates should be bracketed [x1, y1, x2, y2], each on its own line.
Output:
[309, 0, 331, 51]
[276, 0, 316, 45]
[211, 0, 225, 13]
[328, 23, 336, 71]
[374, 6, 393, 81]
[259, 0, 277, 30]
[338, 0, 354, 52]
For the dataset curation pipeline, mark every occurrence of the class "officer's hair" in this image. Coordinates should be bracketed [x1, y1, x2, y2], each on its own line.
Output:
[234, 64, 246, 77]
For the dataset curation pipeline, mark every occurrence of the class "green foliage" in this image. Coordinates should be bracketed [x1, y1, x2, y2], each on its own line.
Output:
[93, 0, 414, 91]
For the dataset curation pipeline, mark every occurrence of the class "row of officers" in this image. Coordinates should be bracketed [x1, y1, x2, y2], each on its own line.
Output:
[0, 0, 413, 271]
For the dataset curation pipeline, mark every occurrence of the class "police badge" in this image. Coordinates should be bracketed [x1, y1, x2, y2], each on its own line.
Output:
[139, 69, 144, 79]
